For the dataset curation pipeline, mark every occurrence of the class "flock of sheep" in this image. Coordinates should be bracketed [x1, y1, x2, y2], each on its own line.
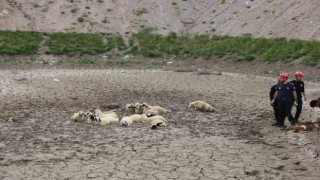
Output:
[70, 101, 215, 129]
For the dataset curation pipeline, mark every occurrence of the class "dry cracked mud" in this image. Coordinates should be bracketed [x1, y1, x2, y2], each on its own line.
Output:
[1, 68, 320, 179]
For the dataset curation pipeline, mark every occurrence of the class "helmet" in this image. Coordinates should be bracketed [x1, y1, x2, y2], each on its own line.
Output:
[279, 73, 289, 79]
[295, 71, 304, 77]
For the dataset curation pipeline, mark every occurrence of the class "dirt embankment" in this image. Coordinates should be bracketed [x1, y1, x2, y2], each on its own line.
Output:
[1, 0, 320, 40]
[0, 67, 320, 179]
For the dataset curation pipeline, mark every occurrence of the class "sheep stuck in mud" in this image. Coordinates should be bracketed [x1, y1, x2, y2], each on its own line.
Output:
[120, 113, 167, 129]
[71, 108, 119, 125]
[141, 103, 170, 115]
[71, 111, 91, 122]
[124, 104, 135, 115]
[189, 101, 214, 112]
[88, 109, 119, 125]
[70, 102, 171, 129]
[293, 119, 320, 133]
[120, 114, 143, 126]
[134, 102, 144, 114]
[141, 114, 167, 129]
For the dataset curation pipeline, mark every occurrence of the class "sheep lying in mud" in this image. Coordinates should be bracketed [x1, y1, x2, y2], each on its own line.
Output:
[71, 111, 91, 122]
[141, 114, 167, 129]
[124, 102, 145, 115]
[134, 102, 144, 114]
[120, 114, 167, 129]
[293, 119, 320, 133]
[124, 104, 135, 114]
[189, 101, 214, 112]
[120, 114, 143, 126]
[142, 103, 170, 115]
[87, 109, 119, 125]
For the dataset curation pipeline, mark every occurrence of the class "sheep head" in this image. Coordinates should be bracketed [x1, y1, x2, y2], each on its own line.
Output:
[141, 103, 149, 107]
[188, 103, 194, 109]
[151, 121, 166, 129]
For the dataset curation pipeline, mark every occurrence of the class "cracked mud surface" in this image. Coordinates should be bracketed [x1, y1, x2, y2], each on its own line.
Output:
[1, 69, 320, 179]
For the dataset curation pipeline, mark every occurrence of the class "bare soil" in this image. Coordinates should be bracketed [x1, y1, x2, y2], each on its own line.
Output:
[1, 63, 320, 179]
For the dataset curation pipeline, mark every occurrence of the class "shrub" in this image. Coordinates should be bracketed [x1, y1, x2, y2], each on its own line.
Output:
[0, 31, 42, 55]
[46, 32, 106, 55]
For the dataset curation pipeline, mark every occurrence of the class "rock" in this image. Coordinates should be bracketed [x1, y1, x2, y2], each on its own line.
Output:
[181, 18, 194, 24]
[245, 170, 259, 176]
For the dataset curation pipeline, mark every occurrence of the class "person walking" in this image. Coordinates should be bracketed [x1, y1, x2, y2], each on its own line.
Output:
[271, 73, 298, 129]
[270, 77, 280, 122]
[290, 71, 307, 122]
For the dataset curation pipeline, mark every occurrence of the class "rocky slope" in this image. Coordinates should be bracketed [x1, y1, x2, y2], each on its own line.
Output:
[1, 0, 320, 40]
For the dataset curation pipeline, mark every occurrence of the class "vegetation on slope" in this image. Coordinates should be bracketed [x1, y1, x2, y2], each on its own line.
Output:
[0, 30, 319, 65]
[0, 31, 42, 55]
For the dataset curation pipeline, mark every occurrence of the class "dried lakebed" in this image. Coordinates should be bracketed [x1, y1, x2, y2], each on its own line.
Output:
[0, 69, 320, 179]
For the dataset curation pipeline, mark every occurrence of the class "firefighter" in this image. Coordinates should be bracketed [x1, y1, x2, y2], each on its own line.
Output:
[289, 71, 307, 122]
[270, 77, 280, 122]
[271, 73, 298, 129]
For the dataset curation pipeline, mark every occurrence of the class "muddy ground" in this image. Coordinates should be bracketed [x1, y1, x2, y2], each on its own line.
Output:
[1, 66, 320, 179]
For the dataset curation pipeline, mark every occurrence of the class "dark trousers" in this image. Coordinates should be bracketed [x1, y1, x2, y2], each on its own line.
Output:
[277, 98, 295, 126]
[273, 100, 279, 121]
[294, 99, 303, 122]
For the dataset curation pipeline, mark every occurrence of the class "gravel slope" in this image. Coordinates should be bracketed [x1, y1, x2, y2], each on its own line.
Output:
[1, 0, 320, 40]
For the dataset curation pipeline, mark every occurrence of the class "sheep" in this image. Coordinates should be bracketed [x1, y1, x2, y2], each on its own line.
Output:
[70, 111, 91, 122]
[71, 108, 119, 125]
[134, 102, 144, 114]
[87, 109, 119, 125]
[101, 110, 118, 118]
[150, 119, 167, 129]
[141, 114, 167, 129]
[189, 101, 214, 112]
[124, 104, 135, 114]
[293, 119, 320, 133]
[141, 103, 170, 115]
[97, 116, 119, 125]
[141, 114, 167, 123]
[120, 114, 143, 126]
[120, 116, 133, 126]
[144, 108, 159, 117]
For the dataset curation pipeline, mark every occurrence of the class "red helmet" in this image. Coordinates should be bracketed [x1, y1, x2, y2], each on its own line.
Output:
[279, 73, 289, 79]
[295, 71, 304, 77]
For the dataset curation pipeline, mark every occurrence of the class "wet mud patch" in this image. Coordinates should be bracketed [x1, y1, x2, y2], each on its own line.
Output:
[1, 69, 320, 179]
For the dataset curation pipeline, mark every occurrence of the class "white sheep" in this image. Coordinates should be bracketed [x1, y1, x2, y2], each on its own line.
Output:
[120, 114, 142, 126]
[141, 114, 167, 129]
[120, 116, 133, 126]
[124, 103, 135, 114]
[134, 102, 144, 114]
[87, 109, 119, 125]
[142, 103, 170, 115]
[144, 108, 159, 117]
[101, 110, 118, 118]
[150, 119, 167, 129]
[189, 101, 214, 112]
[70, 111, 90, 122]
[97, 116, 119, 125]
[141, 114, 167, 123]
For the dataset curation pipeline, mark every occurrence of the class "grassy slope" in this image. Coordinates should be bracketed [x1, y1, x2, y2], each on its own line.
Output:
[0, 30, 319, 65]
